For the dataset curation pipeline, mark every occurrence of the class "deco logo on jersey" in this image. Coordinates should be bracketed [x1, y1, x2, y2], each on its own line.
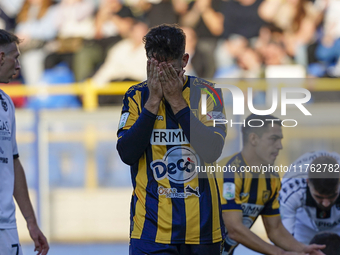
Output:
[150, 146, 199, 184]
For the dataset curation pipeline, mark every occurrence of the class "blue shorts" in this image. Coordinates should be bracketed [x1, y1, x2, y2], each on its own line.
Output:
[130, 238, 221, 255]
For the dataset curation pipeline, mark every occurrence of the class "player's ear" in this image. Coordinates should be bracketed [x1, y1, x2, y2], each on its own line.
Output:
[249, 133, 257, 146]
[181, 53, 189, 68]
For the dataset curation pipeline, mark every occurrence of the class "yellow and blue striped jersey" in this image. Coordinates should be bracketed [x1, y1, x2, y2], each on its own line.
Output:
[218, 152, 281, 253]
[117, 76, 226, 244]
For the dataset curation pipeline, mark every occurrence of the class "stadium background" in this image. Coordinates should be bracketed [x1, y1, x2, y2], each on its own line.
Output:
[1, 0, 340, 254]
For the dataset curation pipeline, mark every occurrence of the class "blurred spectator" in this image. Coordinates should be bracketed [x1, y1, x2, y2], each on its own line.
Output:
[215, 0, 266, 73]
[214, 34, 248, 77]
[15, 0, 58, 85]
[94, 0, 134, 39]
[73, 0, 135, 82]
[0, 1, 19, 31]
[236, 47, 262, 77]
[180, 0, 223, 77]
[92, 21, 148, 85]
[312, 0, 340, 77]
[137, 0, 187, 28]
[0, 0, 25, 20]
[263, 41, 293, 66]
[181, 26, 209, 77]
[44, 0, 96, 70]
[259, 0, 320, 66]
[215, 46, 263, 78]
[255, 24, 285, 58]
[221, 0, 267, 39]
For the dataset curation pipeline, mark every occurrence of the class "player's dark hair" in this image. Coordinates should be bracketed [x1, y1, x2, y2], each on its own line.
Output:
[309, 232, 340, 255]
[308, 156, 340, 195]
[143, 24, 185, 62]
[0, 29, 20, 47]
[242, 114, 281, 146]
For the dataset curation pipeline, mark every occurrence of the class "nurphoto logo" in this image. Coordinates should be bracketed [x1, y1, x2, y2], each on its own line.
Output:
[201, 84, 312, 127]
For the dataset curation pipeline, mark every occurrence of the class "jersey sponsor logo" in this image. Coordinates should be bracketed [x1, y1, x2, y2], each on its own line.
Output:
[206, 111, 225, 120]
[158, 185, 200, 199]
[241, 203, 264, 217]
[262, 190, 271, 203]
[118, 112, 129, 129]
[314, 219, 340, 228]
[240, 192, 249, 199]
[223, 182, 235, 200]
[150, 146, 199, 184]
[0, 120, 9, 131]
[156, 115, 164, 121]
[0, 94, 8, 112]
[0, 157, 8, 163]
[150, 129, 189, 145]
[0, 120, 10, 136]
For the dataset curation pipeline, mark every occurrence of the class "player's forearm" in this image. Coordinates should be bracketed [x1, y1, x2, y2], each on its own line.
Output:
[117, 108, 157, 165]
[13, 159, 38, 226]
[202, 9, 224, 36]
[227, 222, 284, 255]
[144, 95, 162, 115]
[180, 8, 201, 28]
[175, 107, 225, 163]
[268, 222, 305, 252]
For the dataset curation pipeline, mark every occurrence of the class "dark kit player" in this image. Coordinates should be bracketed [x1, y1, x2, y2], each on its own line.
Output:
[0, 29, 49, 255]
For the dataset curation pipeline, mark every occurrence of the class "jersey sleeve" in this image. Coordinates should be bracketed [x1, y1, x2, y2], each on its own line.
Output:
[261, 176, 281, 216]
[197, 85, 227, 140]
[117, 87, 142, 134]
[279, 178, 305, 234]
[8, 94, 19, 158]
[116, 83, 158, 165]
[220, 171, 243, 212]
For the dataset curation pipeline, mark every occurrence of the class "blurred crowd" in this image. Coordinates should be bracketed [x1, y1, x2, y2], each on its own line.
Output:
[1, 0, 340, 107]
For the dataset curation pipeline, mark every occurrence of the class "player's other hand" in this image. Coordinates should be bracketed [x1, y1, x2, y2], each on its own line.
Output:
[147, 58, 163, 103]
[28, 223, 49, 255]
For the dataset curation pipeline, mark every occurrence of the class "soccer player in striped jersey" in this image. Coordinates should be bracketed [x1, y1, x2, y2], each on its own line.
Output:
[0, 30, 49, 255]
[117, 24, 227, 255]
[219, 114, 325, 255]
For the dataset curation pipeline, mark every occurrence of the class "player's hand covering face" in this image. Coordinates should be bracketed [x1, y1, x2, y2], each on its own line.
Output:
[158, 61, 185, 105]
[147, 58, 163, 102]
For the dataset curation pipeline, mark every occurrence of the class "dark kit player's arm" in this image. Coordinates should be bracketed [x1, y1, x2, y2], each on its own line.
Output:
[117, 59, 162, 165]
[13, 158, 49, 255]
